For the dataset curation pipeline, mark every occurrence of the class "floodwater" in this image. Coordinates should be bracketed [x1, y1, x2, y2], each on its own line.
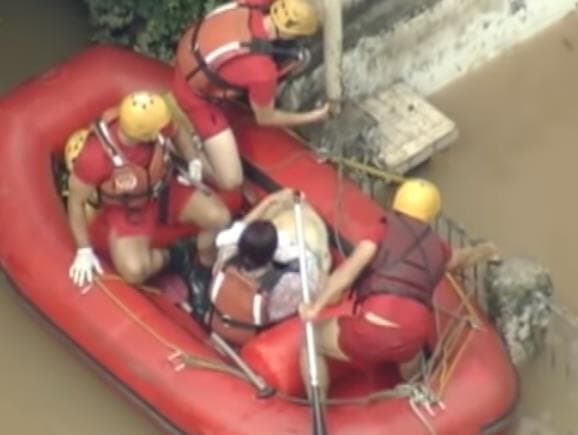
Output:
[1, 1, 578, 434]
[422, 10, 578, 435]
[0, 1, 160, 434]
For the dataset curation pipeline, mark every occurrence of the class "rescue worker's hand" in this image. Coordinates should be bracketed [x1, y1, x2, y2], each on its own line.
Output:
[476, 241, 500, 262]
[299, 302, 321, 321]
[187, 158, 203, 184]
[274, 187, 300, 203]
[69, 247, 103, 288]
[310, 102, 331, 122]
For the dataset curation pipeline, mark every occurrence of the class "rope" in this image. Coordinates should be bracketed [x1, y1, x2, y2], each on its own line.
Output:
[92, 275, 431, 407]
[93, 275, 249, 379]
[409, 400, 438, 435]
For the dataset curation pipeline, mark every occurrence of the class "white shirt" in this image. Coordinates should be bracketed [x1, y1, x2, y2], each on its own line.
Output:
[215, 220, 325, 322]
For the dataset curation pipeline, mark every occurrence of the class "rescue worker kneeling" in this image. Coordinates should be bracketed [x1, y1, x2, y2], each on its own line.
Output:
[202, 188, 331, 346]
[298, 179, 499, 399]
[66, 91, 230, 289]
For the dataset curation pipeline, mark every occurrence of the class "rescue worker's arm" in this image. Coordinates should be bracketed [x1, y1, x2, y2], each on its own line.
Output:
[243, 188, 294, 223]
[251, 100, 330, 127]
[301, 240, 378, 319]
[67, 174, 104, 287]
[446, 241, 498, 272]
[67, 174, 96, 248]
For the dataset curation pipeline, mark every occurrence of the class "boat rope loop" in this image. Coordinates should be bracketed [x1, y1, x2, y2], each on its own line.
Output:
[93, 275, 451, 412]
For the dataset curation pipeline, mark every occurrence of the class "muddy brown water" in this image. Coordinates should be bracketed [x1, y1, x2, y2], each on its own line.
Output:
[1, 1, 577, 434]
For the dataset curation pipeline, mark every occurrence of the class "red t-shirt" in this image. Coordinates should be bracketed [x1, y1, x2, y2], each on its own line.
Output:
[73, 121, 174, 186]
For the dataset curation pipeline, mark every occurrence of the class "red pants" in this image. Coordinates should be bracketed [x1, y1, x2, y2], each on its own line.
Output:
[338, 294, 434, 367]
[172, 70, 230, 140]
[102, 179, 196, 238]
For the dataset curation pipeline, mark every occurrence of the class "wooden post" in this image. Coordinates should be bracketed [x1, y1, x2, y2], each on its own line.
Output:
[318, 0, 343, 115]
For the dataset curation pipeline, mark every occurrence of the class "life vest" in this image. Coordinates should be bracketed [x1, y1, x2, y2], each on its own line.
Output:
[354, 212, 450, 309]
[175, 2, 306, 101]
[92, 110, 173, 211]
[205, 256, 299, 346]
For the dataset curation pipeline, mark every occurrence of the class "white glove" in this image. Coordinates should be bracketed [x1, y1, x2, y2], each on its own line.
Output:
[69, 247, 103, 288]
[187, 158, 203, 184]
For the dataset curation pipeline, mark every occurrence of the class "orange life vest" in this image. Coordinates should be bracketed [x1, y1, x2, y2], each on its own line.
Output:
[355, 212, 450, 309]
[205, 256, 299, 346]
[175, 2, 306, 101]
[92, 110, 173, 211]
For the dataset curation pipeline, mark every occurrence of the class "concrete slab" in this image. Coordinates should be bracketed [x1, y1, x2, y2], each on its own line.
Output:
[358, 81, 459, 174]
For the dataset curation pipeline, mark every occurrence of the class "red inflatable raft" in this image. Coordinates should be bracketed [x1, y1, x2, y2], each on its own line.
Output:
[0, 46, 518, 435]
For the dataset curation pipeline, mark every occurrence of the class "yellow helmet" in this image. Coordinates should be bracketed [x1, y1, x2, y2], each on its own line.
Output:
[392, 179, 442, 223]
[64, 128, 90, 171]
[270, 0, 319, 37]
[118, 91, 171, 142]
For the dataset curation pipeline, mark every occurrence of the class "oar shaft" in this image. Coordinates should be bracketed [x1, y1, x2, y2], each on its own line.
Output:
[293, 191, 328, 435]
[210, 332, 274, 398]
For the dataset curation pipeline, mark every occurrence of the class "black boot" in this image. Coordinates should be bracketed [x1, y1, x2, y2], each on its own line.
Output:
[186, 259, 213, 320]
[167, 238, 211, 320]
[167, 238, 195, 277]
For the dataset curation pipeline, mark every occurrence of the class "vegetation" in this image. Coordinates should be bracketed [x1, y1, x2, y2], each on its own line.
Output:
[82, 0, 226, 61]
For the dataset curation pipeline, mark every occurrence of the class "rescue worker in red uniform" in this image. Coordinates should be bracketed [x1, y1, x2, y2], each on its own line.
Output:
[173, 0, 330, 191]
[298, 179, 498, 399]
[67, 91, 230, 289]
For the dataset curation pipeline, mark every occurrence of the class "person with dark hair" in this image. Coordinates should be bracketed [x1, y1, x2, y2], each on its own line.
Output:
[202, 188, 331, 345]
[237, 220, 279, 270]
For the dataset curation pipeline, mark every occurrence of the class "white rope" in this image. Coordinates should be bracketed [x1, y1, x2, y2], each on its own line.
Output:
[409, 399, 438, 435]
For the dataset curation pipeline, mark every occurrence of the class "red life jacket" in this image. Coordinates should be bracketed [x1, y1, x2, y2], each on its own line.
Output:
[355, 212, 449, 308]
[92, 112, 173, 211]
[205, 255, 299, 346]
[174, 2, 305, 101]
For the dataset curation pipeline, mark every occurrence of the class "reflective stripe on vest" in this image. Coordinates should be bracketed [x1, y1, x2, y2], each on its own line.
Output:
[176, 5, 255, 99]
[208, 257, 299, 329]
[92, 119, 172, 209]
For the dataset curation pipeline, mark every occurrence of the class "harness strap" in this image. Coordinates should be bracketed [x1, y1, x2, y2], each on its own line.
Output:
[93, 118, 125, 167]
[186, 4, 299, 100]
[211, 306, 264, 331]
[208, 257, 300, 329]
[397, 215, 437, 288]
[186, 10, 247, 96]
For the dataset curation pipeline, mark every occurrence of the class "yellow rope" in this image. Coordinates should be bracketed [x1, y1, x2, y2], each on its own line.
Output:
[94, 275, 181, 352]
[439, 329, 474, 397]
[446, 273, 481, 326]
[430, 275, 482, 394]
[93, 275, 248, 378]
[328, 156, 406, 184]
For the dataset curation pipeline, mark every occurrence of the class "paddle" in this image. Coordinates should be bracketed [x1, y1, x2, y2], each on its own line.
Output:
[209, 331, 275, 398]
[292, 190, 328, 435]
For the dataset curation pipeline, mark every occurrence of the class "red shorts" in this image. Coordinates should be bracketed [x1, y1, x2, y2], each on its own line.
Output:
[102, 178, 196, 238]
[337, 294, 433, 367]
[172, 70, 230, 140]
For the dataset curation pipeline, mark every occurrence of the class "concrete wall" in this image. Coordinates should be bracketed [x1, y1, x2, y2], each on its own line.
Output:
[283, 0, 576, 109]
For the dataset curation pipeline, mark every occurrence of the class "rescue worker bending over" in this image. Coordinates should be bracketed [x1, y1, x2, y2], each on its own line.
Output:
[67, 91, 230, 288]
[298, 179, 498, 399]
[203, 188, 331, 345]
[173, 0, 330, 191]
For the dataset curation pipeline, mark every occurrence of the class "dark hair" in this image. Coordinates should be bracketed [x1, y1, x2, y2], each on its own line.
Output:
[238, 220, 278, 270]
